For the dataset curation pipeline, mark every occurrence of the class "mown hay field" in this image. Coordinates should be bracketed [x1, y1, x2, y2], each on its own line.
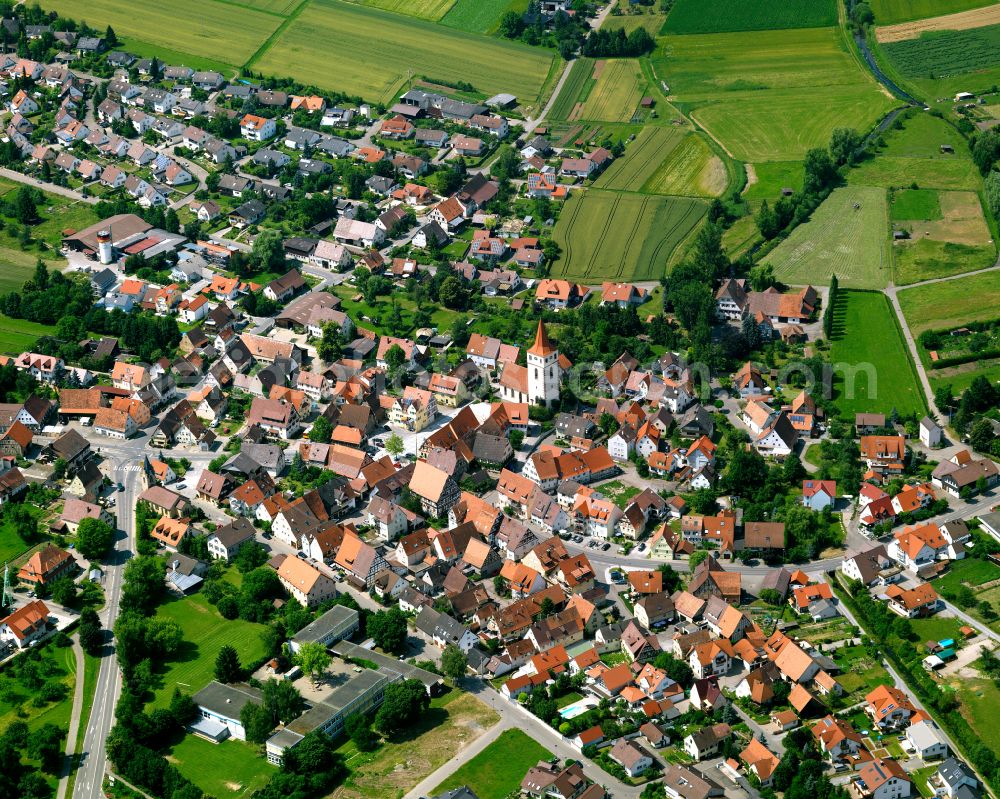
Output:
[764, 185, 892, 289]
[875, 1, 1000, 41]
[551, 190, 706, 281]
[40, 0, 282, 65]
[653, 27, 892, 161]
[252, 0, 556, 106]
[898, 270, 1000, 334]
[662, 0, 836, 34]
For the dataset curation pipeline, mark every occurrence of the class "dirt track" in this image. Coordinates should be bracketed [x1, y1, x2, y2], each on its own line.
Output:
[876, 2, 1000, 42]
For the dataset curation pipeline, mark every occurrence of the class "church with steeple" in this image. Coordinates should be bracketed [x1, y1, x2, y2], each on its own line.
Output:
[498, 320, 561, 407]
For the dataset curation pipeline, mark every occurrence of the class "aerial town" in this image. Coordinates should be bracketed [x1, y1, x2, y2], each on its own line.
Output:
[0, 2, 998, 799]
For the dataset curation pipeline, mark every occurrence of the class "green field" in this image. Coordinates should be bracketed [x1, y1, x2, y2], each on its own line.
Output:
[251, 0, 556, 107]
[891, 188, 942, 220]
[0, 315, 58, 356]
[596, 126, 686, 191]
[640, 133, 727, 196]
[549, 57, 596, 120]
[170, 735, 273, 796]
[432, 729, 553, 799]
[152, 593, 269, 707]
[0, 641, 77, 734]
[898, 270, 1000, 333]
[764, 185, 892, 289]
[828, 290, 927, 418]
[578, 59, 646, 122]
[603, 12, 667, 34]
[441, 0, 517, 32]
[744, 161, 804, 203]
[345, 0, 456, 19]
[871, 0, 997, 24]
[40, 0, 282, 65]
[236, 0, 301, 12]
[552, 190, 707, 280]
[883, 23, 1000, 84]
[653, 27, 893, 161]
[722, 214, 763, 258]
[895, 239, 997, 284]
[663, 0, 836, 34]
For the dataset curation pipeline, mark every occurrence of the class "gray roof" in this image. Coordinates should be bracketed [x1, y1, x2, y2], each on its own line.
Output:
[210, 517, 256, 549]
[332, 640, 441, 691]
[193, 681, 262, 721]
[287, 668, 388, 736]
[432, 789, 482, 799]
[292, 604, 359, 646]
[937, 758, 977, 790]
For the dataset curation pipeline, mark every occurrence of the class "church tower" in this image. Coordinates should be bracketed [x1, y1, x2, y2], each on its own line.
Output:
[527, 320, 560, 407]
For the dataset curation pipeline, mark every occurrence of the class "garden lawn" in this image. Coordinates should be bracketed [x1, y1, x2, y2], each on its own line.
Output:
[827, 290, 927, 419]
[934, 557, 1000, 595]
[431, 729, 553, 799]
[334, 691, 499, 799]
[151, 593, 269, 707]
[898, 271, 1000, 334]
[764, 185, 891, 289]
[653, 27, 892, 161]
[870, 0, 996, 25]
[551, 189, 706, 281]
[909, 616, 964, 647]
[253, 0, 556, 108]
[169, 735, 273, 797]
[832, 645, 894, 695]
[38, 0, 281, 66]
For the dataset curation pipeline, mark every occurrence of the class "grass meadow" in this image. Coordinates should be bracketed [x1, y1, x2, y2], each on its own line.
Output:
[39, 0, 282, 66]
[251, 0, 555, 106]
[169, 735, 273, 797]
[898, 270, 1000, 334]
[662, 0, 836, 34]
[764, 185, 891, 289]
[827, 290, 927, 419]
[653, 27, 893, 161]
[890, 188, 942, 220]
[432, 729, 553, 799]
[603, 12, 666, 35]
[440, 0, 519, 32]
[744, 161, 804, 203]
[551, 190, 706, 281]
[870, 0, 996, 25]
[151, 593, 269, 707]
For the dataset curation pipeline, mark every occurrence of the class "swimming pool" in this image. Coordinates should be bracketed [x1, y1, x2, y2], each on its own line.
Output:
[559, 698, 598, 719]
